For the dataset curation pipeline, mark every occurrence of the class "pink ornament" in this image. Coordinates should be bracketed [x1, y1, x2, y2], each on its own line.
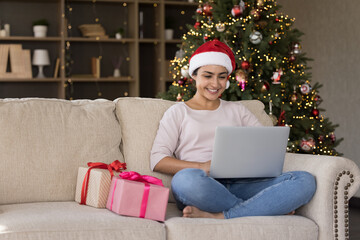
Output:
[235, 69, 247, 90]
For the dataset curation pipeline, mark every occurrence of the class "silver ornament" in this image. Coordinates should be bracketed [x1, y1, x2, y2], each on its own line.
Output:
[249, 31, 263, 44]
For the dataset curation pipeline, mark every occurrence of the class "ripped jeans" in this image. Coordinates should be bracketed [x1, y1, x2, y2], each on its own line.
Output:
[171, 168, 316, 219]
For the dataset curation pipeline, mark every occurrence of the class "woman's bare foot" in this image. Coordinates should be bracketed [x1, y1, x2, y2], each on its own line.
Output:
[183, 206, 224, 219]
[287, 211, 295, 215]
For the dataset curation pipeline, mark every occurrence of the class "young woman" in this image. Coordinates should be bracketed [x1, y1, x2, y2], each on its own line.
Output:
[150, 40, 316, 219]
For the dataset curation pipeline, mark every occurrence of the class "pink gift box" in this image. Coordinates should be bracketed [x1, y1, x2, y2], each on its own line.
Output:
[106, 176, 169, 221]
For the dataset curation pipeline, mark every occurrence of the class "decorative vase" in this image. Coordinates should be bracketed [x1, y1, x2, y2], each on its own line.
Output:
[113, 68, 121, 77]
[165, 29, 174, 40]
[115, 33, 122, 39]
[33, 25, 48, 38]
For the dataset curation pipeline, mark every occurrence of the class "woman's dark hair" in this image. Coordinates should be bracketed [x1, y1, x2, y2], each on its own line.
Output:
[192, 67, 199, 77]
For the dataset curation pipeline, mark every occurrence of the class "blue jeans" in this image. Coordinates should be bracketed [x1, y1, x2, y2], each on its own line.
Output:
[171, 168, 316, 219]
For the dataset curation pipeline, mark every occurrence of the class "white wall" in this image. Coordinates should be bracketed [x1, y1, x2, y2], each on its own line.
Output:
[277, 0, 360, 197]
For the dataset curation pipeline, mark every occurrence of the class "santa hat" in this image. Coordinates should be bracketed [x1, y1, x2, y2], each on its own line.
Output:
[189, 40, 236, 77]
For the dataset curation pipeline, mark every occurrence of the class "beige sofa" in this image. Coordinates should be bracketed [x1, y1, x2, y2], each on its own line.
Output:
[0, 97, 359, 240]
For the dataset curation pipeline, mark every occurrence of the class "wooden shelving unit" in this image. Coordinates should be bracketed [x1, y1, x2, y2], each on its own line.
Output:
[0, 0, 197, 99]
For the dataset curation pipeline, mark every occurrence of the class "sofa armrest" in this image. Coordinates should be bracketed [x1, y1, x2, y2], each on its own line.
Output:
[283, 153, 360, 240]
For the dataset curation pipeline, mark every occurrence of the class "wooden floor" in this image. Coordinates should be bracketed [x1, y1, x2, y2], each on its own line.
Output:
[350, 206, 360, 239]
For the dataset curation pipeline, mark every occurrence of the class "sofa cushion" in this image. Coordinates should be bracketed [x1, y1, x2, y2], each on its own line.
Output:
[238, 100, 273, 126]
[165, 202, 318, 240]
[114, 97, 272, 202]
[114, 97, 176, 201]
[0, 98, 123, 204]
[0, 202, 165, 240]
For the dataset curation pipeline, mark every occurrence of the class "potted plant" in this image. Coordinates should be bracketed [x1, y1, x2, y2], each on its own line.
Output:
[165, 16, 175, 40]
[33, 19, 49, 38]
[114, 28, 124, 39]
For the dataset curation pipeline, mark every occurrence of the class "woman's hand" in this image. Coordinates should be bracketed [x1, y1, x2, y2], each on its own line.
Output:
[199, 161, 211, 175]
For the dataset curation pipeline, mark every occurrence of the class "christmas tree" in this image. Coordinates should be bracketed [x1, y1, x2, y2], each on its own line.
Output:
[159, 0, 342, 156]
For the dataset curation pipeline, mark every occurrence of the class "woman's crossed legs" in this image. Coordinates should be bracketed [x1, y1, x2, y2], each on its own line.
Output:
[171, 168, 316, 219]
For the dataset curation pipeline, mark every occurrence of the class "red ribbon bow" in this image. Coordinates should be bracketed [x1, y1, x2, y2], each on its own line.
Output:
[80, 160, 127, 205]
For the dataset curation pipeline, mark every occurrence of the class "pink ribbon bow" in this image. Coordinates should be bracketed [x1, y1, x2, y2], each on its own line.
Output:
[119, 171, 164, 187]
[115, 171, 163, 218]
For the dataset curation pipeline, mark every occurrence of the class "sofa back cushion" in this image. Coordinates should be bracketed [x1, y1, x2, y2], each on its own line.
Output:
[114, 97, 272, 202]
[0, 98, 123, 204]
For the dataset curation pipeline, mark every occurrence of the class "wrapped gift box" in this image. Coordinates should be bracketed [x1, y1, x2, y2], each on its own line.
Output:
[75, 167, 114, 208]
[106, 176, 169, 221]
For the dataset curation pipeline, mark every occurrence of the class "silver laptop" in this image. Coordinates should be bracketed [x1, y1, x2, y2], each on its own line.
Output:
[210, 126, 290, 178]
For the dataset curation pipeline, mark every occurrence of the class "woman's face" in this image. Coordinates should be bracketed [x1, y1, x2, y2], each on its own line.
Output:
[192, 65, 228, 102]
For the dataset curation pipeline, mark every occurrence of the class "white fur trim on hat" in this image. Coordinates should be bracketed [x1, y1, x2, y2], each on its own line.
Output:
[189, 51, 233, 77]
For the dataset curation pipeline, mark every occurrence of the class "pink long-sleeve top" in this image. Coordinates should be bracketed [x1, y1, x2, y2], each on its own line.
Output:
[150, 99, 262, 171]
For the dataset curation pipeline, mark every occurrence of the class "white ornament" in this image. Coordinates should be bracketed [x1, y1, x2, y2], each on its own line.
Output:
[300, 83, 312, 94]
[249, 31, 263, 44]
[216, 23, 225, 32]
[181, 66, 190, 78]
[175, 49, 185, 60]
[240, 0, 246, 11]
[226, 80, 230, 89]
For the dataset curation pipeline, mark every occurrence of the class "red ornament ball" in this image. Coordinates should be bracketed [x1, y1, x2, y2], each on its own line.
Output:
[289, 55, 296, 62]
[329, 132, 336, 143]
[241, 60, 250, 70]
[231, 5, 242, 18]
[314, 95, 323, 105]
[203, 3, 213, 16]
[311, 108, 319, 117]
[194, 21, 201, 29]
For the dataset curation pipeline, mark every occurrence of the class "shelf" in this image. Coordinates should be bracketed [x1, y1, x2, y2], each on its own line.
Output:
[69, 76, 134, 82]
[0, 0, 195, 99]
[65, 37, 136, 43]
[0, 78, 62, 82]
[139, 0, 161, 4]
[139, 38, 161, 43]
[165, 39, 182, 44]
[68, 0, 135, 2]
[0, 36, 62, 42]
[164, 1, 198, 6]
